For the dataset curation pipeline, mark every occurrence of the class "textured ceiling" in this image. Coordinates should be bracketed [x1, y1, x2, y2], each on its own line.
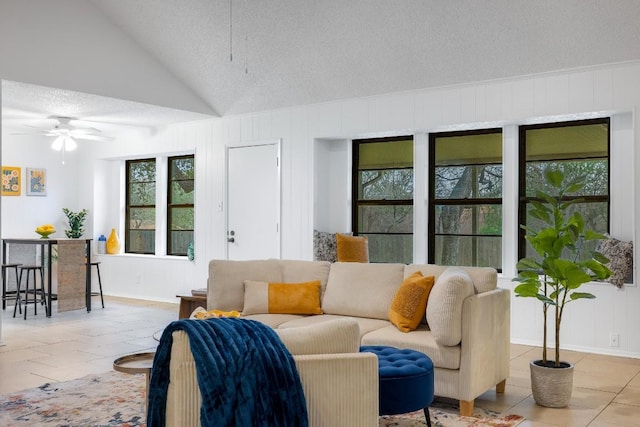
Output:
[3, 0, 640, 134]
[1, 80, 212, 135]
[89, 0, 640, 116]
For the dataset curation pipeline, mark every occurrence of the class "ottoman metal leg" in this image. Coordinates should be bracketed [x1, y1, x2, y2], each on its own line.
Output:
[424, 407, 432, 427]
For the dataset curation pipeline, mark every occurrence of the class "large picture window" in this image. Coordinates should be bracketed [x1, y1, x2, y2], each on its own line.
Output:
[429, 129, 503, 269]
[167, 155, 195, 256]
[126, 159, 156, 254]
[518, 118, 610, 261]
[352, 136, 413, 263]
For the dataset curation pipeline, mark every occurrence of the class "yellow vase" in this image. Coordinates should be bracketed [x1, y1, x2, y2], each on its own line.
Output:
[106, 228, 121, 254]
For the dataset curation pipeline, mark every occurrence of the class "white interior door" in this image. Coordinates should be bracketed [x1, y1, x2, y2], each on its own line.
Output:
[227, 143, 280, 260]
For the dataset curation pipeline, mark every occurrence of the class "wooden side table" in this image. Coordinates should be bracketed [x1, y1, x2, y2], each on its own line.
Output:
[177, 294, 207, 319]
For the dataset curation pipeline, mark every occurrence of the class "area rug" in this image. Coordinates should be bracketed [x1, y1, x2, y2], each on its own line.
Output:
[0, 371, 524, 427]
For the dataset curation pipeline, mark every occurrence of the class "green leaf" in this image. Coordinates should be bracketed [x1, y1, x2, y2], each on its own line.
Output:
[545, 169, 564, 188]
[585, 230, 608, 241]
[536, 191, 557, 207]
[516, 258, 542, 271]
[514, 283, 541, 298]
[583, 260, 613, 279]
[569, 292, 596, 301]
[553, 259, 591, 288]
[592, 251, 610, 264]
[530, 209, 552, 224]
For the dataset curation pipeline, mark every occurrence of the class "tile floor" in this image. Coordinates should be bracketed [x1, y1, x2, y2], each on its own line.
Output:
[1, 296, 639, 426]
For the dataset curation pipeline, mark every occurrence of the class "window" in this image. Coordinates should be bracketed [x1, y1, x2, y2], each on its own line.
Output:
[167, 155, 195, 256]
[429, 129, 503, 269]
[518, 118, 610, 261]
[352, 136, 413, 263]
[126, 159, 156, 254]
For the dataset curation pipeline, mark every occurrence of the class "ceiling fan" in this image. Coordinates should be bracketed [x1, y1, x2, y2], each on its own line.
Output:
[13, 116, 113, 151]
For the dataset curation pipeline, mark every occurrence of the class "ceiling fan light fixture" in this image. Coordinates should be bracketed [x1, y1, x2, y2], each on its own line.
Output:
[51, 135, 65, 151]
[64, 136, 77, 151]
[51, 135, 77, 151]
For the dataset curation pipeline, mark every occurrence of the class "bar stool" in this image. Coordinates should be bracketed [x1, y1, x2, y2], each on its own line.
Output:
[90, 261, 105, 308]
[2, 263, 22, 310]
[13, 265, 47, 319]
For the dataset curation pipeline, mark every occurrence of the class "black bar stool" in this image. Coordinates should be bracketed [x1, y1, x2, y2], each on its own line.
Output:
[13, 265, 47, 319]
[2, 263, 22, 310]
[90, 261, 105, 308]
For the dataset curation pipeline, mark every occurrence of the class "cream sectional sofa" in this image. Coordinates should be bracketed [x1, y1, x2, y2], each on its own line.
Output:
[205, 259, 510, 417]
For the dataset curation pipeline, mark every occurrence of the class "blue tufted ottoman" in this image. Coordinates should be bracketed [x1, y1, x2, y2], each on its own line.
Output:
[361, 345, 434, 427]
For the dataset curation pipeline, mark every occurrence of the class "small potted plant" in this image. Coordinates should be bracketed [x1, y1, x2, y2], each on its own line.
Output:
[513, 169, 612, 408]
[62, 208, 88, 239]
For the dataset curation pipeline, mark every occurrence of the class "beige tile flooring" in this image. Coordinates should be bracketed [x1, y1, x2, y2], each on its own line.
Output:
[1, 296, 640, 426]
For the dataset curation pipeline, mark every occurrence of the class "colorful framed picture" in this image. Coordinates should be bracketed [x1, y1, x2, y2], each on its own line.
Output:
[1, 166, 21, 196]
[26, 168, 47, 196]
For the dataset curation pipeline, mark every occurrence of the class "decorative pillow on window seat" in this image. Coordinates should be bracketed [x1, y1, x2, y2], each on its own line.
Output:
[596, 235, 634, 288]
[336, 233, 369, 262]
[243, 280, 323, 315]
[388, 271, 435, 332]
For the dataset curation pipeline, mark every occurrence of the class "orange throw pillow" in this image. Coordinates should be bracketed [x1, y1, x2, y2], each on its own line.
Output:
[388, 271, 435, 332]
[336, 233, 369, 262]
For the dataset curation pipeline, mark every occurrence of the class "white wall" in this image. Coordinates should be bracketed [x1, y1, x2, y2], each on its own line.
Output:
[3, 60, 640, 357]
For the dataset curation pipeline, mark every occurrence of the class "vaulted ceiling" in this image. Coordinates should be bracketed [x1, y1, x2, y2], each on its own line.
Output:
[2, 0, 640, 132]
[88, 0, 640, 116]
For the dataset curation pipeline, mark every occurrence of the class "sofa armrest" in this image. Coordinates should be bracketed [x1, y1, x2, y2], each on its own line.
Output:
[458, 288, 510, 402]
[165, 331, 379, 427]
[294, 353, 379, 427]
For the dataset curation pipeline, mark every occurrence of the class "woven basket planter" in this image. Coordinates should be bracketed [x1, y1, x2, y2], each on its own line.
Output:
[530, 360, 574, 408]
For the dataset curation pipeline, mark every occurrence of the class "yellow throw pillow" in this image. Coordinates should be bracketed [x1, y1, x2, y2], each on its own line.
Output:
[243, 280, 323, 315]
[388, 272, 435, 332]
[336, 233, 369, 262]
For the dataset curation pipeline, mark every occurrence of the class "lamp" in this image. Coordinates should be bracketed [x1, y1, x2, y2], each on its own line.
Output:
[51, 135, 77, 152]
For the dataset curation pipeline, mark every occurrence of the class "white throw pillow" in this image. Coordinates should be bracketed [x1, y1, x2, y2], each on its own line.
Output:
[426, 267, 475, 346]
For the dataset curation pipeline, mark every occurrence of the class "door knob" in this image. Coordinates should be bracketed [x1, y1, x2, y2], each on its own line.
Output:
[227, 230, 235, 243]
[227, 237, 235, 243]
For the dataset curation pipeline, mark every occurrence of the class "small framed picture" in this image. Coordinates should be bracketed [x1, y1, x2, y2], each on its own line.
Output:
[1, 166, 21, 196]
[26, 168, 47, 196]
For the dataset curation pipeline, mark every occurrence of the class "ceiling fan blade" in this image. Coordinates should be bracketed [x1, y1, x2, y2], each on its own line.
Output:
[72, 134, 113, 141]
[22, 124, 52, 132]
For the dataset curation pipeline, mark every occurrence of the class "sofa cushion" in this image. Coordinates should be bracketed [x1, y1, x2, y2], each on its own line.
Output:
[406, 264, 497, 294]
[426, 267, 475, 346]
[388, 272, 435, 332]
[361, 324, 461, 370]
[279, 260, 332, 294]
[243, 280, 323, 315]
[336, 233, 369, 262]
[322, 262, 405, 320]
[275, 318, 360, 355]
[242, 313, 307, 328]
[208, 259, 282, 311]
[276, 314, 390, 338]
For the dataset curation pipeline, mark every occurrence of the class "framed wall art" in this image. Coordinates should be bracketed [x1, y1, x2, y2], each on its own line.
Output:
[1, 166, 21, 196]
[26, 168, 47, 196]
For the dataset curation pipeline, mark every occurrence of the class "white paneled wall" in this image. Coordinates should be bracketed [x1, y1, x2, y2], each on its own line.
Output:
[4, 61, 638, 357]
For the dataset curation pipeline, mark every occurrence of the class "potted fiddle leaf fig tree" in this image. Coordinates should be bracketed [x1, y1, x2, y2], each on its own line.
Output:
[513, 169, 612, 408]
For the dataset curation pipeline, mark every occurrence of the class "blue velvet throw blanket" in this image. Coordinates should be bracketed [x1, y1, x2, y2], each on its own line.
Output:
[147, 318, 308, 427]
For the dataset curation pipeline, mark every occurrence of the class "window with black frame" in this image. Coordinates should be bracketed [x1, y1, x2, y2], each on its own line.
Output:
[518, 118, 610, 262]
[167, 155, 195, 256]
[429, 129, 503, 270]
[352, 136, 413, 264]
[126, 159, 156, 254]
